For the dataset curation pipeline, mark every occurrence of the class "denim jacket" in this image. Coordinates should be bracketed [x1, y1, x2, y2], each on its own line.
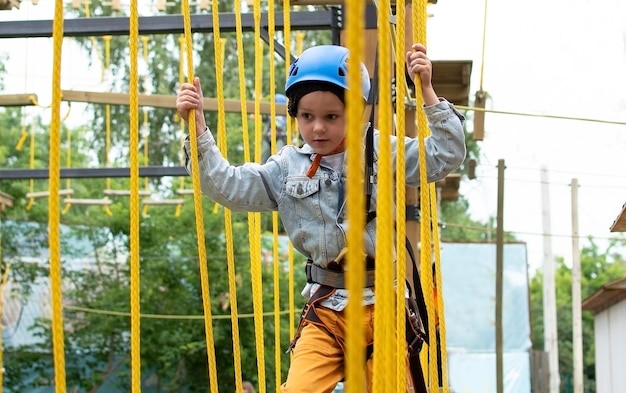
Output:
[184, 99, 466, 310]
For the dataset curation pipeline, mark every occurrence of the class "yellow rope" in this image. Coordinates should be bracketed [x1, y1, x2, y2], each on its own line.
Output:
[184, 0, 219, 390]
[479, 0, 489, 92]
[265, 2, 285, 389]
[344, 2, 367, 392]
[49, 0, 67, 390]
[282, 0, 297, 354]
[393, 2, 410, 391]
[213, 36, 246, 393]
[128, 0, 142, 390]
[250, 2, 268, 392]
[412, 0, 440, 389]
[373, 0, 397, 392]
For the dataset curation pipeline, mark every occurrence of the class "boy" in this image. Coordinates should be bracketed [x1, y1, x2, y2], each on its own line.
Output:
[176, 43, 466, 393]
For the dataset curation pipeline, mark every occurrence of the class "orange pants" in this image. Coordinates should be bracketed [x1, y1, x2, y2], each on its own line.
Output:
[280, 304, 375, 393]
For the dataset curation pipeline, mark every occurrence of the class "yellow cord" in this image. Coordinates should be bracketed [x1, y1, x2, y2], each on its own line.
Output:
[344, 2, 367, 392]
[248, 2, 268, 392]
[128, 0, 142, 390]
[49, 0, 68, 390]
[183, 0, 219, 391]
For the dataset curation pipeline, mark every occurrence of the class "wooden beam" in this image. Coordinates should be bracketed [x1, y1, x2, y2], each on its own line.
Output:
[64, 198, 112, 205]
[0, 94, 37, 106]
[61, 90, 287, 115]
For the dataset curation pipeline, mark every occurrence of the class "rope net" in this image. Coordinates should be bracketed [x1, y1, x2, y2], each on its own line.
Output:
[28, 1, 449, 392]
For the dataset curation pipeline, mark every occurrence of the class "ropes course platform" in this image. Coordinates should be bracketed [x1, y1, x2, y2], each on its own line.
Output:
[61, 90, 287, 115]
[0, 93, 37, 106]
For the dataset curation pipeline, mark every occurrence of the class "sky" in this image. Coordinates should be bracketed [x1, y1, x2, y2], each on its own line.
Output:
[2, 0, 626, 276]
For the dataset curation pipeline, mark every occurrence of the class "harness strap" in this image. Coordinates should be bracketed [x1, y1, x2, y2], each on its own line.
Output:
[305, 260, 376, 289]
[286, 285, 336, 353]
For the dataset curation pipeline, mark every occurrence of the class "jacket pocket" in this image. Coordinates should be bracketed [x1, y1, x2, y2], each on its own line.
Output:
[285, 177, 322, 221]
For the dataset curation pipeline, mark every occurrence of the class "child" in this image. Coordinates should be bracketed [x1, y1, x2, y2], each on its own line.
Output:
[176, 43, 466, 393]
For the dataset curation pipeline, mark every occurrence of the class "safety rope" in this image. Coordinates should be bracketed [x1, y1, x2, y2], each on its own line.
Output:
[49, 0, 67, 391]
[264, 2, 285, 390]
[372, 0, 397, 392]
[411, 0, 445, 389]
[128, 0, 142, 391]
[250, 2, 268, 392]
[181, 0, 220, 390]
[393, 2, 409, 391]
[344, 2, 367, 392]
[282, 0, 297, 358]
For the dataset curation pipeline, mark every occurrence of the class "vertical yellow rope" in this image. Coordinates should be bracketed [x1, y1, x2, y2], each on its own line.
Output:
[49, 0, 67, 391]
[412, 0, 439, 388]
[344, 2, 367, 393]
[128, 0, 142, 391]
[281, 0, 297, 353]
[264, 2, 284, 389]
[211, 36, 246, 392]
[181, 0, 219, 390]
[393, 1, 409, 391]
[373, 0, 397, 392]
[249, 1, 267, 392]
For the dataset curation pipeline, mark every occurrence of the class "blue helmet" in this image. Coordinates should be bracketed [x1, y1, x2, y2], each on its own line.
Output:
[275, 93, 287, 104]
[285, 45, 371, 102]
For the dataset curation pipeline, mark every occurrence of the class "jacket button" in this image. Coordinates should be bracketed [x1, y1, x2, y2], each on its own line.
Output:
[325, 179, 332, 186]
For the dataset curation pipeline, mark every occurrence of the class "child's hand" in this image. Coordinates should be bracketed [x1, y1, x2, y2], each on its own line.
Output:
[405, 43, 438, 106]
[176, 77, 207, 133]
[405, 43, 433, 87]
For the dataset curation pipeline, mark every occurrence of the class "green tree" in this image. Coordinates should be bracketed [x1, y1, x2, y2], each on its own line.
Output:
[529, 237, 626, 393]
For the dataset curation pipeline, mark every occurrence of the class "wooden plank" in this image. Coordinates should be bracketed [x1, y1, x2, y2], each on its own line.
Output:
[61, 90, 287, 115]
[64, 198, 112, 205]
[0, 94, 37, 106]
[142, 198, 184, 205]
[103, 189, 151, 197]
[26, 189, 74, 199]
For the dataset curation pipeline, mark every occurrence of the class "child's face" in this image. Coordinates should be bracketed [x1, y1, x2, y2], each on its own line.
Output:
[294, 90, 346, 155]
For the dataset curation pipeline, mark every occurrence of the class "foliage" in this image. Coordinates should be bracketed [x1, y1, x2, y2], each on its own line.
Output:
[529, 237, 626, 393]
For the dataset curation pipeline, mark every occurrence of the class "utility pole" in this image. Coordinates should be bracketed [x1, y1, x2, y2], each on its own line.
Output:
[570, 178, 583, 393]
[541, 167, 560, 393]
[495, 159, 505, 393]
